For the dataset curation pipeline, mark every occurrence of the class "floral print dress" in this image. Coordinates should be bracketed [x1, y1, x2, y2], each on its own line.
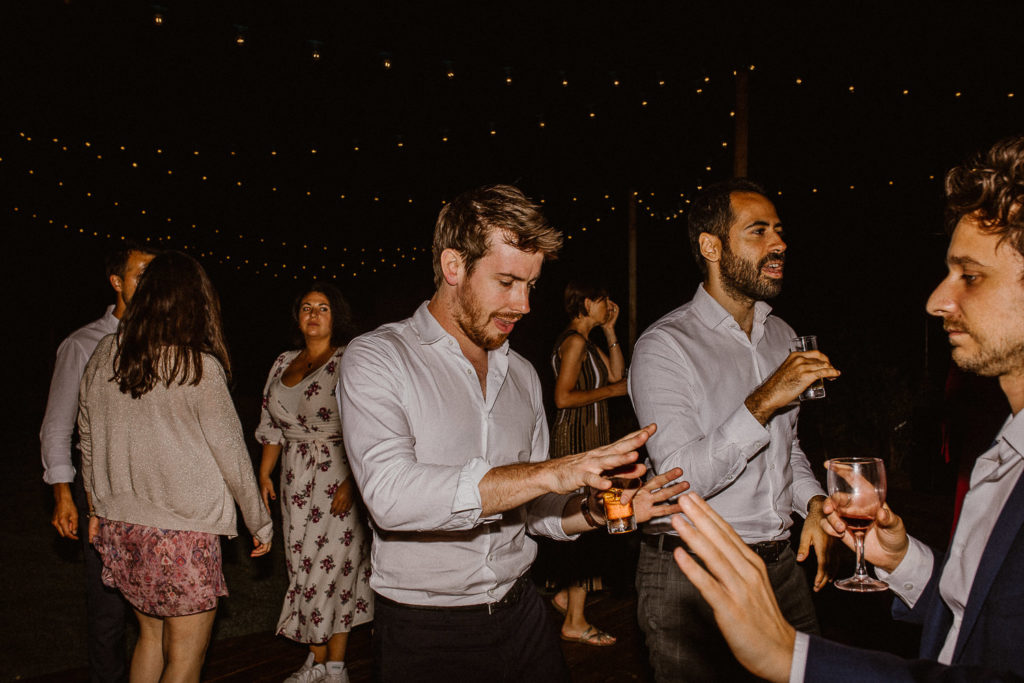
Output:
[256, 348, 373, 643]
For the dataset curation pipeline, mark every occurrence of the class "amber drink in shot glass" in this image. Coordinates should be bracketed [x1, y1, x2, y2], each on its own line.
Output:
[603, 479, 637, 534]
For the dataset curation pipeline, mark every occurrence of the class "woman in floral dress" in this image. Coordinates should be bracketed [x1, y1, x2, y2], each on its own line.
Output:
[257, 283, 372, 683]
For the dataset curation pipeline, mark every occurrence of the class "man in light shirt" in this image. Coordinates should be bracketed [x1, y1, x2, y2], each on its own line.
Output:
[628, 178, 837, 682]
[671, 134, 1024, 682]
[339, 184, 688, 682]
[40, 242, 156, 682]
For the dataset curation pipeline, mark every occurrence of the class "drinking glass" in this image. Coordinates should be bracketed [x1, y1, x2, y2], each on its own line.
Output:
[791, 335, 826, 400]
[602, 478, 637, 534]
[826, 457, 889, 592]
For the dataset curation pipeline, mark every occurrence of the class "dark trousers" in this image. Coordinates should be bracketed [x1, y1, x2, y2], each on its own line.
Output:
[637, 541, 819, 683]
[72, 473, 130, 683]
[372, 584, 570, 683]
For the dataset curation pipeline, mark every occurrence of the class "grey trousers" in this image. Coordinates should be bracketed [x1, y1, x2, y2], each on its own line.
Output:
[637, 540, 819, 682]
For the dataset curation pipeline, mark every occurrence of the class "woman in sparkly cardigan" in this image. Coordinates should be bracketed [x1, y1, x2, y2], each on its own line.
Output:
[79, 251, 272, 682]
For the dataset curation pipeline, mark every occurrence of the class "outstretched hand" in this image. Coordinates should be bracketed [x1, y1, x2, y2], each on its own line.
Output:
[671, 494, 795, 683]
[546, 423, 657, 495]
[620, 467, 689, 524]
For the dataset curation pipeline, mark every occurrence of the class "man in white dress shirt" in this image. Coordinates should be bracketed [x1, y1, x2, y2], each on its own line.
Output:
[628, 178, 838, 682]
[40, 243, 155, 682]
[669, 135, 1024, 682]
[339, 184, 688, 682]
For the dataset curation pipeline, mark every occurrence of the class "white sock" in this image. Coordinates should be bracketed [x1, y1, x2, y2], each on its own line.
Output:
[326, 661, 346, 674]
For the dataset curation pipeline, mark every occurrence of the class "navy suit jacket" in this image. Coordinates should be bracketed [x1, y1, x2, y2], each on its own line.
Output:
[804, 470, 1024, 682]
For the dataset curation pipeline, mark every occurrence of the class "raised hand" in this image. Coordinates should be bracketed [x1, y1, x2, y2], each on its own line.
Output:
[745, 351, 840, 425]
[672, 493, 794, 683]
[620, 466, 689, 523]
[603, 299, 621, 329]
[545, 424, 657, 494]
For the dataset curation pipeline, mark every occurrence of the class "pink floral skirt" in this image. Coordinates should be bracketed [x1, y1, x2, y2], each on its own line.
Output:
[93, 518, 228, 617]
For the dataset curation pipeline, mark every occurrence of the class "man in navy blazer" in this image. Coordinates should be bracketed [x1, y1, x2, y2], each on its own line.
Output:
[665, 133, 1024, 683]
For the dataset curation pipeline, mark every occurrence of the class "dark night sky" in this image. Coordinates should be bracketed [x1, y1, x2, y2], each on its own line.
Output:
[4, 1, 1022, 468]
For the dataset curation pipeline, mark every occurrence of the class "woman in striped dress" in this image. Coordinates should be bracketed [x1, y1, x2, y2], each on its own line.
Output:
[548, 280, 627, 646]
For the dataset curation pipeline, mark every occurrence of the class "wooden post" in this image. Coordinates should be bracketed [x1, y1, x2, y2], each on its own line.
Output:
[628, 189, 638, 350]
[734, 70, 749, 177]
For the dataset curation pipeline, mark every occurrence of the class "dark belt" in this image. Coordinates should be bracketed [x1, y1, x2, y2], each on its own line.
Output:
[642, 534, 789, 563]
[373, 574, 531, 616]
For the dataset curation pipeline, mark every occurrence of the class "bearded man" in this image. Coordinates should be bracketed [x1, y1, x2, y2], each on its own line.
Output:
[628, 179, 839, 682]
[339, 184, 688, 682]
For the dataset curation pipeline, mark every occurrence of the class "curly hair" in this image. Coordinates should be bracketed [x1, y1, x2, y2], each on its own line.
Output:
[687, 178, 769, 276]
[945, 134, 1024, 257]
[113, 251, 231, 398]
[432, 184, 563, 288]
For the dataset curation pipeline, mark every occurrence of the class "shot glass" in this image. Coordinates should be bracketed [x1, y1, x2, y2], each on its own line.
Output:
[791, 335, 826, 401]
[602, 479, 638, 534]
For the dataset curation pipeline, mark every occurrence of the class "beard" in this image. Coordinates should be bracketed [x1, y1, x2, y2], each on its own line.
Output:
[946, 318, 1024, 377]
[453, 278, 522, 351]
[720, 247, 785, 302]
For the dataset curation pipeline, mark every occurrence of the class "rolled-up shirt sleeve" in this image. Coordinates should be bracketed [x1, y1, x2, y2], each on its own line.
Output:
[629, 329, 770, 496]
[340, 335, 499, 532]
[41, 336, 91, 485]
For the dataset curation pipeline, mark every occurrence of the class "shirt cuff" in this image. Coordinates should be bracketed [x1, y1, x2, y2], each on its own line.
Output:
[42, 464, 76, 486]
[789, 631, 809, 683]
[527, 492, 579, 541]
[453, 457, 501, 523]
[733, 402, 772, 445]
[874, 535, 932, 608]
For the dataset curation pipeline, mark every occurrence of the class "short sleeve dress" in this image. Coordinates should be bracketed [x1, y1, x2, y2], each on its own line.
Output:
[256, 348, 373, 643]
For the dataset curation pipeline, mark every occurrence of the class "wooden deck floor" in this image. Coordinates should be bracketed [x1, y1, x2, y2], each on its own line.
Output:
[26, 589, 653, 683]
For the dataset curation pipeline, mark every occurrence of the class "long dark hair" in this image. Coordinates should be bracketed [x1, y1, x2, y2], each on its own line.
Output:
[291, 282, 356, 348]
[113, 251, 231, 398]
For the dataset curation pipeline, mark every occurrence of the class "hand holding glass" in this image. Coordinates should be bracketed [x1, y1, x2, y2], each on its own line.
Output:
[602, 478, 637, 534]
[826, 457, 889, 592]
[791, 335, 826, 400]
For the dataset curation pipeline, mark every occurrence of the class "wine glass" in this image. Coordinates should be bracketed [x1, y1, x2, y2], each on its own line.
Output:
[826, 457, 889, 592]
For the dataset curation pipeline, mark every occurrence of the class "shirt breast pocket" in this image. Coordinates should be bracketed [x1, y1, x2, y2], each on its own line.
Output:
[488, 406, 536, 465]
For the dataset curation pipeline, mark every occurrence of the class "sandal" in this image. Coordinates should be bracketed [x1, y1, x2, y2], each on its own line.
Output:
[560, 625, 616, 646]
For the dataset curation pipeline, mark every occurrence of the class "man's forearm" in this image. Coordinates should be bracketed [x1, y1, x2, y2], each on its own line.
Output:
[53, 482, 73, 503]
[478, 460, 558, 516]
